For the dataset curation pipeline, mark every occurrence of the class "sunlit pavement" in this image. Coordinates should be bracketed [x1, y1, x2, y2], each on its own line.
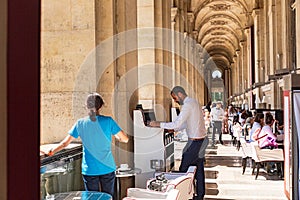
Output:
[174, 133, 288, 200]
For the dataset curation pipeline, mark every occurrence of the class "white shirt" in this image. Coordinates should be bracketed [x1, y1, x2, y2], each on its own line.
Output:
[160, 97, 207, 139]
[249, 121, 261, 142]
[210, 106, 224, 122]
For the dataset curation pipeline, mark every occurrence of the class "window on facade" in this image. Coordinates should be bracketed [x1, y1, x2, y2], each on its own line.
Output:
[212, 70, 222, 79]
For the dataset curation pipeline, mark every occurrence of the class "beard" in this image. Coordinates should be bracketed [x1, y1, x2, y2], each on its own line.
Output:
[177, 96, 184, 105]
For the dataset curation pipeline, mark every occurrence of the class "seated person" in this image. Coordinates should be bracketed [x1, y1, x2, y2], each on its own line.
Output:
[256, 112, 278, 149]
[232, 116, 242, 138]
[249, 113, 264, 142]
[242, 117, 253, 139]
[275, 121, 284, 142]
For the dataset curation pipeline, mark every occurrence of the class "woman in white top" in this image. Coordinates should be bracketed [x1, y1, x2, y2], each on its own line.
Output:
[249, 113, 264, 142]
[257, 112, 278, 149]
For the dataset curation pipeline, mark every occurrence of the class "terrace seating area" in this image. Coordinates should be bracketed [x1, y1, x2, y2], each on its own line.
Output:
[204, 133, 287, 200]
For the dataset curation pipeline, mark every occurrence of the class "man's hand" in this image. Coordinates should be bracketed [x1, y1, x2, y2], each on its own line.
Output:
[149, 121, 161, 127]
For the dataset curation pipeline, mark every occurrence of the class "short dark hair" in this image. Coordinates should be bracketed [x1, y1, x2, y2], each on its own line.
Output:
[254, 113, 264, 123]
[171, 86, 187, 95]
[265, 112, 274, 125]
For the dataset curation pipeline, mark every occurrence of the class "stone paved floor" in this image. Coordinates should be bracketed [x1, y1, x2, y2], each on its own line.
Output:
[174, 133, 288, 200]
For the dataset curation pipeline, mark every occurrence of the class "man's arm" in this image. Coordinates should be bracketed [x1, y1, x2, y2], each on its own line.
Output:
[115, 130, 129, 143]
[47, 134, 74, 156]
[149, 121, 161, 127]
[150, 104, 190, 130]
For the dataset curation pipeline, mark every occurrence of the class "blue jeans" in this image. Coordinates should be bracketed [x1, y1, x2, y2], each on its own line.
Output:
[179, 139, 205, 199]
[82, 171, 115, 197]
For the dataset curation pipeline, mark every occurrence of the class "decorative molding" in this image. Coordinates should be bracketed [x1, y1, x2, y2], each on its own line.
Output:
[210, 20, 228, 25]
[187, 12, 194, 23]
[209, 4, 231, 11]
[171, 8, 178, 22]
[278, 79, 284, 88]
[261, 83, 271, 92]
[211, 31, 225, 35]
[211, 40, 224, 44]
[252, 8, 261, 18]
[291, 2, 296, 11]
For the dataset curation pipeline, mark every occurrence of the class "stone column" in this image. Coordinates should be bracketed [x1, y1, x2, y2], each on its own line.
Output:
[227, 67, 232, 100]
[137, 0, 158, 114]
[268, 3, 276, 75]
[187, 13, 195, 96]
[173, 9, 182, 87]
[232, 56, 237, 95]
[95, 0, 115, 115]
[196, 51, 204, 105]
[162, 0, 173, 121]
[224, 68, 229, 107]
[113, 0, 138, 169]
[178, 1, 186, 88]
[235, 50, 241, 93]
[124, 0, 138, 116]
[200, 66, 206, 105]
[205, 65, 212, 101]
[171, 8, 178, 88]
[245, 27, 252, 88]
[192, 31, 199, 100]
[153, 0, 167, 121]
[252, 8, 264, 84]
[171, 20, 176, 88]
[275, 0, 283, 71]
[281, 0, 290, 70]
[180, 31, 187, 88]
[240, 41, 248, 91]
[186, 32, 193, 95]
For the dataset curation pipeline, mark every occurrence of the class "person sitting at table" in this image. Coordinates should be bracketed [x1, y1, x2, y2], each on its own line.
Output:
[46, 93, 129, 197]
[249, 113, 264, 143]
[232, 115, 244, 149]
[275, 121, 284, 142]
[242, 117, 253, 140]
[256, 112, 278, 149]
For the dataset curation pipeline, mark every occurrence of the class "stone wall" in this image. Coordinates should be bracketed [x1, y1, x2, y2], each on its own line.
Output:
[41, 0, 96, 143]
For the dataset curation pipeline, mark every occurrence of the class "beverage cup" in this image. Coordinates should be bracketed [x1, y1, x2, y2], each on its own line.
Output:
[120, 164, 129, 169]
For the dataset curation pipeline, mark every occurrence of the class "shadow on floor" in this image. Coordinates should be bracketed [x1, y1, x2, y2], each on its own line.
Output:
[205, 184, 219, 196]
[251, 170, 284, 181]
[242, 160, 284, 181]
[205, 155, 242, 168]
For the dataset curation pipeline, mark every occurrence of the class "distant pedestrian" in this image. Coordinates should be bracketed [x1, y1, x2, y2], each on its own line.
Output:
[210, 101, 224, 146]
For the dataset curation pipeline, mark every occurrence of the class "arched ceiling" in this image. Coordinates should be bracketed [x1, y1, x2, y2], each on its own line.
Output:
[190, 0, 255, 72]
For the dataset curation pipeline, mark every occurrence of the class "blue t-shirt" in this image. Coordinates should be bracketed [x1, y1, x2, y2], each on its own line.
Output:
[69, 115, 121, 175]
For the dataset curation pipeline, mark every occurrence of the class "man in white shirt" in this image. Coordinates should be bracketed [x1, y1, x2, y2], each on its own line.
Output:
[150, 86, 208, 200]
[210, 101, 224, 146]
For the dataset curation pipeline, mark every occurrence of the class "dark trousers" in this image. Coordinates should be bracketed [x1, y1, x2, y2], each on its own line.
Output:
[82, 171, 115, 197]
[179, 139, 205, 199]
[212, 121, 222, 145]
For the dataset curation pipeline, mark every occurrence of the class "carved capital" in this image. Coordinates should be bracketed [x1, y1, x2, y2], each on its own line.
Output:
[171, 7, 178, 22]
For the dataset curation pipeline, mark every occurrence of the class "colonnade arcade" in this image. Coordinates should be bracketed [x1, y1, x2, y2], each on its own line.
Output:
[40, 0, 300, 196]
